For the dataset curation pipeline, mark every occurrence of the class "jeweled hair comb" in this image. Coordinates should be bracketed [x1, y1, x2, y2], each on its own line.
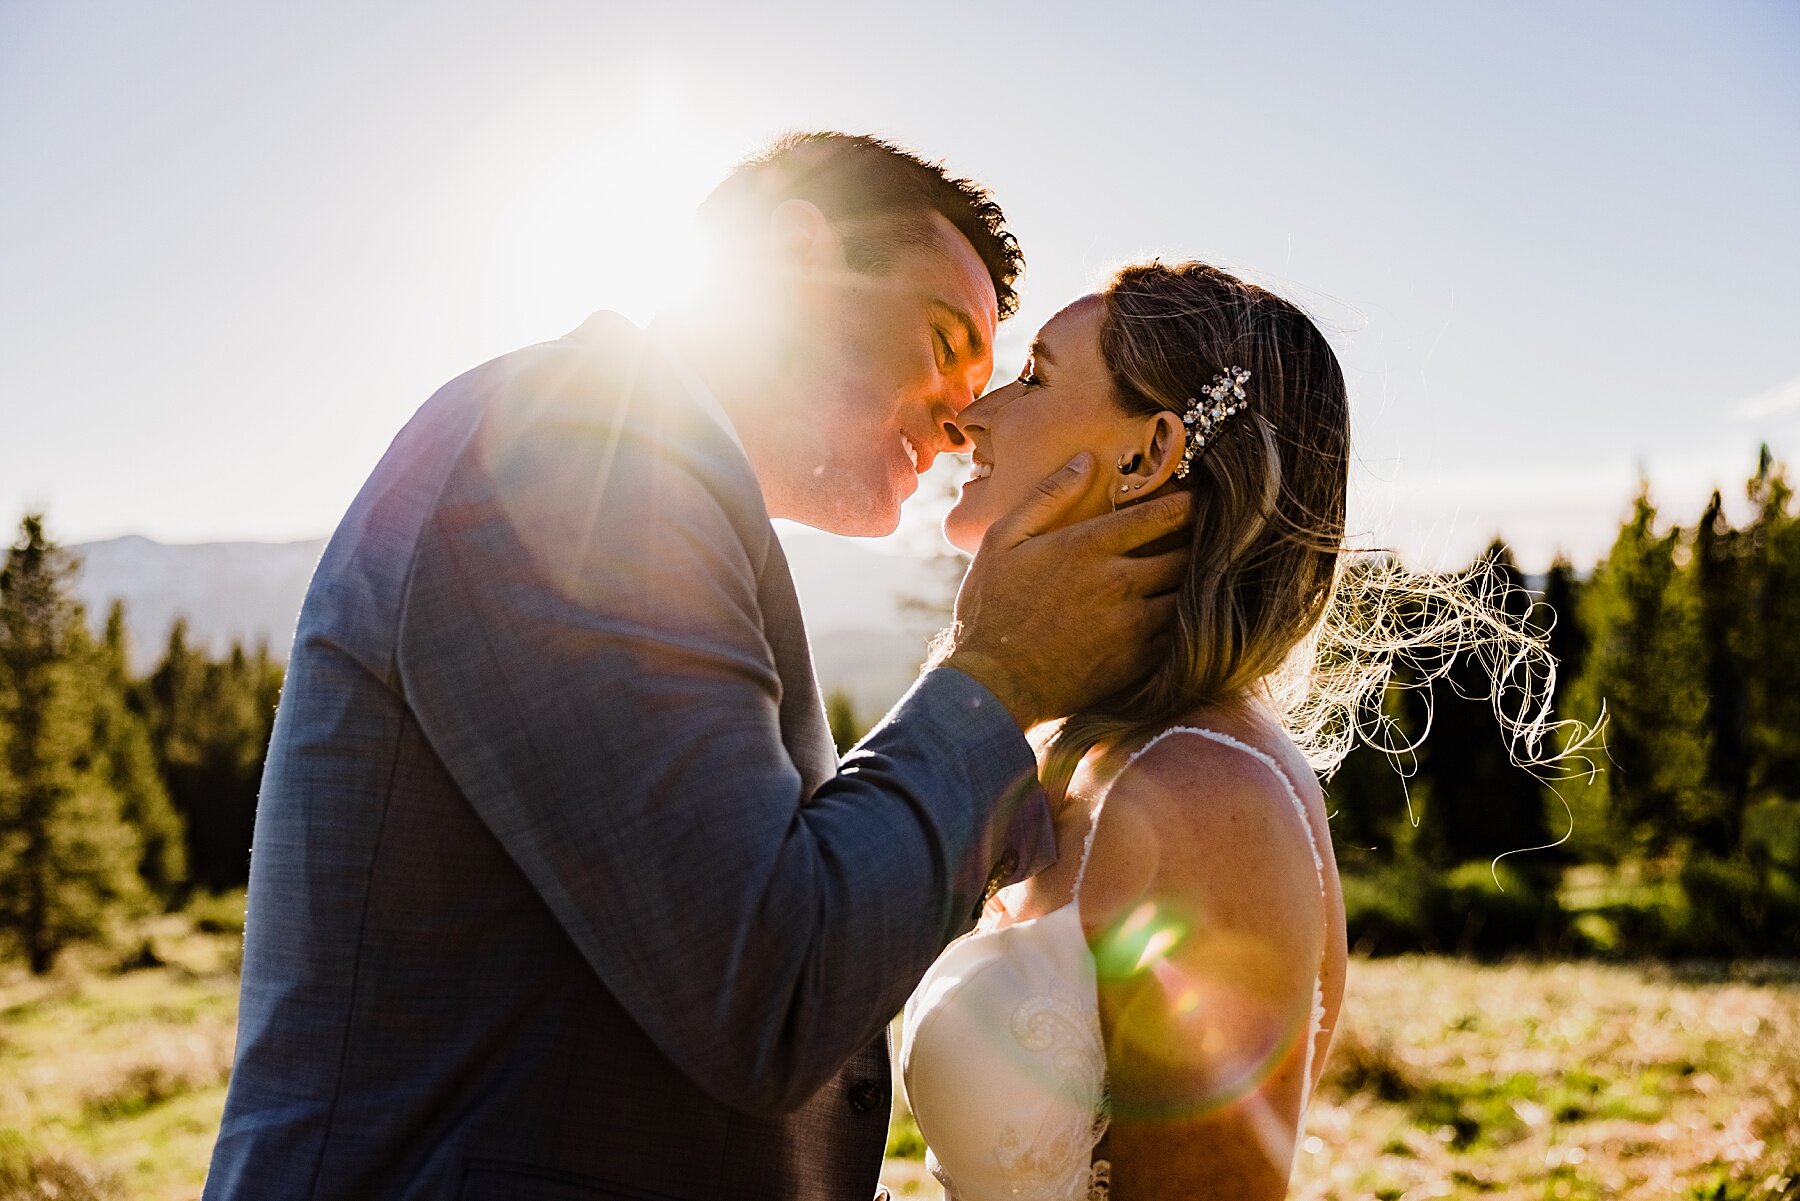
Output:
[1174, 366, 1252, 479]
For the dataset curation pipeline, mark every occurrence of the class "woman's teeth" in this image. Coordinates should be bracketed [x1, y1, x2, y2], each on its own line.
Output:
[902, 436, 919, 470]
[969, 461, 993, 480]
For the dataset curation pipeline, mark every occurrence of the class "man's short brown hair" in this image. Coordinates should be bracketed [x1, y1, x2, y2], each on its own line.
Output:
[698, 131, 1025, 321]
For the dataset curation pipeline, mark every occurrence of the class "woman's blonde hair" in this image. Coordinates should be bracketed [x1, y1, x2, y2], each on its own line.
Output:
[1039, 260, 1593, 803]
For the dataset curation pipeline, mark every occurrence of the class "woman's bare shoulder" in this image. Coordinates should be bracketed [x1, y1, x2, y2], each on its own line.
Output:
[1079, 723, 1327, 960]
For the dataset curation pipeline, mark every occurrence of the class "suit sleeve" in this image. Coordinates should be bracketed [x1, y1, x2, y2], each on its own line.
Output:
[394, 385, 1051, 1113]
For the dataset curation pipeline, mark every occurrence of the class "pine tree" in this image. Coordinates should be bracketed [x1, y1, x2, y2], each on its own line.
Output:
[1413, 543, 1554, 873]
[1742, 448, 1800, 801]
[1322, 675, 1425, 876]
[1566, 487, 1718, 859]
[1692, 489, 1750, 853]
[825, 689, 864, 755]
[0, 516, 147, 972]
[92, 601, 187, 903]
[144, 624, 281, 892]
[1540, 556, 1587, 719]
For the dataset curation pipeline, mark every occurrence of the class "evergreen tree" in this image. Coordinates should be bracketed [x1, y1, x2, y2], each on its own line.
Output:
[1322, 677, 1425, 876]
[1742, 448, 1800, 802]
[1536, 554, 1614, 876]
[1413, 543, 1554, 873]
[1691, 489, 1750, 853]
[92, 601, 187, 903]
[1566, 487, 1717, 859]
[1540, 556, 1587, 719]
[144, 624, 281, 891]
[0, 516, 147, 972]
[825, 689, 864, 755]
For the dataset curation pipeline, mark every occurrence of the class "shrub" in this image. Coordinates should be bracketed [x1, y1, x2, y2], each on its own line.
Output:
[1436, 861, 1561, 957]
[1342, 866, 1434, 956]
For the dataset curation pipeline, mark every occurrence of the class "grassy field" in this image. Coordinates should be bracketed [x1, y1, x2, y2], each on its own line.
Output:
[2, 900, 1796, 1201]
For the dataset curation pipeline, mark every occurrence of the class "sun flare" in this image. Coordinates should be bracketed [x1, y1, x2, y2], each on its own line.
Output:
[448, 68, 733, 330]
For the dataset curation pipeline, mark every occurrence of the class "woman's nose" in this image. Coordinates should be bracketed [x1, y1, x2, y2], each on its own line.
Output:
[951, 393, 995, 446]
[948, 412, 984, 448]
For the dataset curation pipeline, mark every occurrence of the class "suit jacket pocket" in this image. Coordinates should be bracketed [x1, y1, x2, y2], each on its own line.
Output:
[461, 1160, 686, 1201]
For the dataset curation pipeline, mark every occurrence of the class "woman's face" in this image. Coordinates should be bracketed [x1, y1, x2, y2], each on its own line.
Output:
[944, 294, 1178, 553]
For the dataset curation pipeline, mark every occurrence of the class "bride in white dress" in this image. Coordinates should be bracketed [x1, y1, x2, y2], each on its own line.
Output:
[902, 260, 1569, 1199]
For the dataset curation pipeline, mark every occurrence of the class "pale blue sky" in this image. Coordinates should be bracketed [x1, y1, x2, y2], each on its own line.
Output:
[3, 0, 1796, 569]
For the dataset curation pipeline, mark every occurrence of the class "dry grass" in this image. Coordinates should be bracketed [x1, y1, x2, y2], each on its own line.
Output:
[0, 906, 240, 1201]
[880, 958, 1800, 1200]
[1287, 958, 1800, 1201]
[2, 908, 1794, 1201]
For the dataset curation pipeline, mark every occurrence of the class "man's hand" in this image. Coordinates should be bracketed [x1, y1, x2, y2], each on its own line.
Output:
[941, 453, 1193, 729]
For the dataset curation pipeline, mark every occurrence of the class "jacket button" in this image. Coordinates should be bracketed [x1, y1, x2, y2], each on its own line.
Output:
[848, 1080, 884, 1113]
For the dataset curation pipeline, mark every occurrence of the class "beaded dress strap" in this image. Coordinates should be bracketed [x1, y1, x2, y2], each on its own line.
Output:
[1070, 724, 1331, 1114]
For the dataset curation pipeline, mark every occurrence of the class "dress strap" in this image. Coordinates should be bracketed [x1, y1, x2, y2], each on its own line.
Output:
[1070, 725, 1238, 898]
[1095, 724, 1331, 1116]
[1070, 724, 1328, 899]
[1070, 792, 1108, 900]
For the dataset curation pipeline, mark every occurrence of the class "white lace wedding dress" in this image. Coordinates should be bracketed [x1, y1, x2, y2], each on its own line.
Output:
[899, 727, 1330, 1201]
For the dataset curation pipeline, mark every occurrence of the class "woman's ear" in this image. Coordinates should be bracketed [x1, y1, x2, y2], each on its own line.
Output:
[1117, 411, 1187, 496]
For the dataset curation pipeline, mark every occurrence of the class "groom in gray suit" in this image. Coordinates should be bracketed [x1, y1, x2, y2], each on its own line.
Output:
[204, 133, 1189, 1200]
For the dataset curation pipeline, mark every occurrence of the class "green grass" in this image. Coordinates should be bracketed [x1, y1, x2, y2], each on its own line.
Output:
[2, 905, 1796, 1200]
[0, 897, 242, 1201]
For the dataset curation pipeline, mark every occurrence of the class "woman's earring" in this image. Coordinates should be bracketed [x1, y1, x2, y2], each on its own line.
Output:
[1113, 454, 1143, 512]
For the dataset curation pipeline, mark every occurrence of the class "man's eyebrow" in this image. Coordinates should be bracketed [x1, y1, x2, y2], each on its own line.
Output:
[928, 300, 989, 362]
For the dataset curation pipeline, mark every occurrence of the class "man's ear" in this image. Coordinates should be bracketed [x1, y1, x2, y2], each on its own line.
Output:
[766, 199, 839, 277]
[1119, 411, 1188, 494]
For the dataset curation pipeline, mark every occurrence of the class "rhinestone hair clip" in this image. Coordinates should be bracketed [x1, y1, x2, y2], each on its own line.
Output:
[1174, 366, 1252, 479]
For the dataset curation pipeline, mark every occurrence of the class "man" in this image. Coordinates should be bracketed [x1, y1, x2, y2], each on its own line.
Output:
[204, 132, 1189, 1200]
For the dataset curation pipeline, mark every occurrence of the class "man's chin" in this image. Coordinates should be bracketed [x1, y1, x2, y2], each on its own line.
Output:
[794, 489, 903, 538]
[835, 470, 913, 538]
[793, 517, 899, 539]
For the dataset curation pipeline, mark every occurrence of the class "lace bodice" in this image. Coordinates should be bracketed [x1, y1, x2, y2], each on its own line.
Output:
[898, 727, 1330, 1201]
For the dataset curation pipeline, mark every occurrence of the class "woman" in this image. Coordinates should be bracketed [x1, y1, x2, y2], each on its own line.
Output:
[901, 260, 1573, 1199]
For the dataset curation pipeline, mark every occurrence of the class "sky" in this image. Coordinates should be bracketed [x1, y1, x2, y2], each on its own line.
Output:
[3, 0, 1797, 571]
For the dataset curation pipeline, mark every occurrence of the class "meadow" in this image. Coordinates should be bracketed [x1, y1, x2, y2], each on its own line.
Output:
[1, 898, 1796, 1201]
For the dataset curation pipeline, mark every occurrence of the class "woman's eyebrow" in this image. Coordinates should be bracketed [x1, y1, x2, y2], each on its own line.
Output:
[1030, 339, 1058, 367]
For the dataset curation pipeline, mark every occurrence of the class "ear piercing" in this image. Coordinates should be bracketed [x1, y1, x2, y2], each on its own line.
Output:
[1117, 454, 1143, 494]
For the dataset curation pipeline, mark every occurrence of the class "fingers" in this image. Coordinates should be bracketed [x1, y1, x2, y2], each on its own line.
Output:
[1138, 594, 1179, 636]
[1075, 491, 1194, 555]
[1105, 602, 1178, 684]
[986, 453, 1095, 548]
[1116, 549, 1189, 598]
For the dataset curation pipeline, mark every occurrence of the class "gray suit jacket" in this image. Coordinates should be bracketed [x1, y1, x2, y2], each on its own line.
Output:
[203, 313, 1055, 1201]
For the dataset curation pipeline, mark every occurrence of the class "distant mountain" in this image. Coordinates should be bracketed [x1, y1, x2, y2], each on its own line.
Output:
[71, 535, 328, 672]
[70, 527, 943, 716]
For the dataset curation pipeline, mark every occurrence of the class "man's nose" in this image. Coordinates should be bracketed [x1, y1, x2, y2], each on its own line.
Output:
[933, 385, 980, 452]
[949, 396, 992, 448]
